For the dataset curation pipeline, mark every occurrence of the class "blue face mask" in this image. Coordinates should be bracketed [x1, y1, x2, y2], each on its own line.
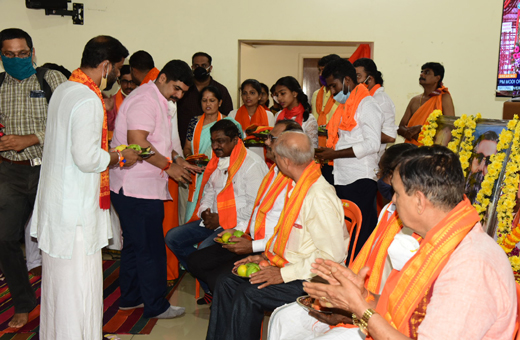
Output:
[1, 54, 36, 80]
[333, 79, 350, 104]
[377, 177, 394, 201]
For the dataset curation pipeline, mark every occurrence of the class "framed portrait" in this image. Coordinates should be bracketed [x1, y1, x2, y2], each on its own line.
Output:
[433, 116, 459, 147]
[462, 119, 513, 235]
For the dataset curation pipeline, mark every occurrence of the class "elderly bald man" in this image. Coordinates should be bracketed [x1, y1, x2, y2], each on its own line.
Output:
[205, 131, 349, 340]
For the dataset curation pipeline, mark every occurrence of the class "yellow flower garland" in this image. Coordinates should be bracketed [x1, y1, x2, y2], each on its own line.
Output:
[417, 110, 443, 147]
[457, 114, 480, 178]
[447, 114, 469, 155]
[473, 116, 515, 218]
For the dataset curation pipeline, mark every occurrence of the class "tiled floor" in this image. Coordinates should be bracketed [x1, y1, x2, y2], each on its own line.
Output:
[115, 274, 269, 339]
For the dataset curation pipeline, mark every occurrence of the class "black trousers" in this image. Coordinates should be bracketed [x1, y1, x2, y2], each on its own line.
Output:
[334, 178, 378, 262]
[0, 162, 39, 313]
[110, 189, 170, 318]
[187, 244, 260, 293]
[206, 272, 304, 340]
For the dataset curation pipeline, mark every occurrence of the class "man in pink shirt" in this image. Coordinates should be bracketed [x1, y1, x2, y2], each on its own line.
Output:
[303, 145, 517, 340]
[110, 60, 200, 319]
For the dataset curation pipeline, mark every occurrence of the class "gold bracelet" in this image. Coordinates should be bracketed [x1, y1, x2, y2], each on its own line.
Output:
[352, 308, 377, 335]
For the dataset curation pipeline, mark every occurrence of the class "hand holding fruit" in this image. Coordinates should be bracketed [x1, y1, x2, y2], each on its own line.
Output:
[250, 265, 283, 289]
[121, 148, 141, 167]
[223, 234, 253, 255]
[233, 254, 264, 271]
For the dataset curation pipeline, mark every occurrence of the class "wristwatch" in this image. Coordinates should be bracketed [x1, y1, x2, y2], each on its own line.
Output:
[352, 308, 376, 335]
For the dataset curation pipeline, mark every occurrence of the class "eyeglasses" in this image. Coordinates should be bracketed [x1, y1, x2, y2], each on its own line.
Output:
[472, 152, 492, 166]
[120, 79, 138, 86]
[1, 50, 31, 59]
[267, 134, 277, 142]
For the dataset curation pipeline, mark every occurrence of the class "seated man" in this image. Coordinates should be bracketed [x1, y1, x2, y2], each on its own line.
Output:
[268, 143, 419, 340]
[187, 119, 303, 304]
[206, 131, 349, 340]
[303, 145, 517, 340]
[166, 120, 268, 273]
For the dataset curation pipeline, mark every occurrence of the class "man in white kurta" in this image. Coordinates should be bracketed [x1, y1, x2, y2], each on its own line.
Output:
[30, 36, 137, 340]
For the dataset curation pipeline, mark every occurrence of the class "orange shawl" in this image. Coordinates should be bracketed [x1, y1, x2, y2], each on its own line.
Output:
[264, 162, 322, 267]
[140, 67, 160, 85]
[114, 89, 125, 112]
[406, 86, 449, 145]
[187, 112, 223, 202]
[326, 84, 370, 150]
[245, 165, 292, 240]
[316, 86, 336, 147]
[235, 105, 270, 131]
[373, 197, 479, 338]
[69, 69, 110, 210]
[188, 139, 248, 229]
[369, 84, 381, 96]
[349, 206, 403, 294]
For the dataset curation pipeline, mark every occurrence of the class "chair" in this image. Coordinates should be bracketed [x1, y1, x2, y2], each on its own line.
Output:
[341, 199, 363, 267]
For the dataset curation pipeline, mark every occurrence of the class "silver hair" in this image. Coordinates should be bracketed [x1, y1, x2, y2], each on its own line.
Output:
[273, 131, 314, 165]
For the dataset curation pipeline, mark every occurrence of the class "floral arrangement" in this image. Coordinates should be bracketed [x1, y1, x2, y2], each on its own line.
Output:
[456, 114, 480, 177]
[417, 110, 443, 146]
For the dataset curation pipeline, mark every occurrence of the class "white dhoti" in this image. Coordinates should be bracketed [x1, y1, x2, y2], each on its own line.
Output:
[24, 214, 42, 271]
[40, 226, 103, 340]
[107, 204, 123, 251]
[267, 302, 365, 340]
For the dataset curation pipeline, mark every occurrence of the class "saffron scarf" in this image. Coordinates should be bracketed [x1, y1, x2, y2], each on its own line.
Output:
[326, 84, 370, 150]
[114, 89, 125, 113]
[245, 165, 292, 240]
[369, 84, 381, 96]
[187, 112, 223, 202]
[276, 103, 305, 126]
[235, 105, 270, 131]
[349, 206, 403, 294]
[69, 68, 110, 210]
[264, 162, 322, 267]
[372, 197, 479, 338]
[188, 139, 248, 229]
[405, 86, 450, 145]
[140, 67, 160, 85]
[316, 86, 336, 147]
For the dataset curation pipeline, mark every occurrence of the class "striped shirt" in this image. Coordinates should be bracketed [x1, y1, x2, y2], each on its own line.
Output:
[0, 70, 67, 161]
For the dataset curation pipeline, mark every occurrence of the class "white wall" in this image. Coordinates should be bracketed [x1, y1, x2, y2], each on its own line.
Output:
[0, 0, 506, 123]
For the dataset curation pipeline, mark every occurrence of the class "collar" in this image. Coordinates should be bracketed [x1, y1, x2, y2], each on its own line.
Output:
[217, 156, 230, 170]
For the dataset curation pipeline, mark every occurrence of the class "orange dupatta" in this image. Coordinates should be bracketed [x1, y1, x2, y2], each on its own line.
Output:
[264, 162, 322, 267]
[114, 89, 125, 112]
[369, 84, 381, 96]
[326, 84, 370, 150]
[316, 86, 336, 147]
[140, 67, 160, 85]
[245, 165, 292, 240]
[187, 112, 223, 202]
[349, 206, 403, 294]
[187, 139, 248, 229]
[405, 86, 449, 145]
[69, 68, 110, 210]
[372, 197, 479, 338]
[235, 105, 270, 131]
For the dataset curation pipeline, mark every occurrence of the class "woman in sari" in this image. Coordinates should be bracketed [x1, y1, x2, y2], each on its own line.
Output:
[273, 76, 318, 147]
[183, 86, 241, 223]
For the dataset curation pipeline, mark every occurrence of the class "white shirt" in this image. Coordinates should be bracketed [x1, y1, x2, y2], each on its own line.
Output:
[235, 166, 287, 253]
[31, 81, 112, 259]
[197, 149, 269, 229]
[372, 87, 397, 157]
[274, 111, 319, 148]
[333, 96, 382, 186]
[168, 101, 183, 155]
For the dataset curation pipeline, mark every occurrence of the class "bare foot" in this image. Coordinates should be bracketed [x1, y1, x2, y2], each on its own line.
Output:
[30, 266, 42, 277]
[8, 313, 28, 328]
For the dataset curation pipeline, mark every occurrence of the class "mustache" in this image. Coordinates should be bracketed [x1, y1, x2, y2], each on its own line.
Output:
[419, 77, 426, 81]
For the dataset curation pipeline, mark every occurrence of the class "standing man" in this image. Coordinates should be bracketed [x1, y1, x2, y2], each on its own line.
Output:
[317, 58, 383, 259]
[129, 50, 160, 86]
[106, 64, 137, 132]
[0, 28, 67, 328]
[398, 62, 455, 145]
[177, 52, 233, 146]
[30, 36, 140, 339]
[110, 59, 200, 319]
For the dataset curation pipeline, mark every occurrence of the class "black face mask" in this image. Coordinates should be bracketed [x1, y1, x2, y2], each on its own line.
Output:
[193, 66, 210, 81]
[377, 178, 394, 201]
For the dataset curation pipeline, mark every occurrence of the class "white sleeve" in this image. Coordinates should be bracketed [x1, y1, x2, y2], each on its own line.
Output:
[198, 173, 217, 217]
[70, 98, 111, 173]
[351, 98, 382, 159]
[378, 92, 397, 138]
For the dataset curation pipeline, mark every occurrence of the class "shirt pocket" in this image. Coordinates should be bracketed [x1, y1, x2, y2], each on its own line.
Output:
[28, 96, 48, 121]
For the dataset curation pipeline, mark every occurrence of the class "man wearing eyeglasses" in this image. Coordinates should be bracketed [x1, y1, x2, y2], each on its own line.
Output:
[106, 65, 137, 132]
[0, 28, 67, 328]
[465, 131, 499, 204]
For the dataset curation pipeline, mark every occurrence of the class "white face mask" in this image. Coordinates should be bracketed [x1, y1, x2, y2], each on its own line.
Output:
[333, 79, 350, 104]
[99, 63, 109, 91]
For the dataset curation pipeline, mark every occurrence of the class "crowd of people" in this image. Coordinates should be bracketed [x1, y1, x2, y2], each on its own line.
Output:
[0, 27, 516, 340]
